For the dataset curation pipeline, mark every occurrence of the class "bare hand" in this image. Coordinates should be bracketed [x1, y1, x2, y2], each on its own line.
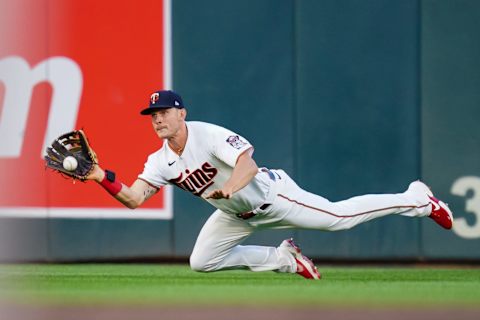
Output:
[204, 188, 233, 200]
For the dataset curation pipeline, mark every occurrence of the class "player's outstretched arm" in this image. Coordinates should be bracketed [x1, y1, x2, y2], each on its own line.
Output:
[87, 164, 158, 209]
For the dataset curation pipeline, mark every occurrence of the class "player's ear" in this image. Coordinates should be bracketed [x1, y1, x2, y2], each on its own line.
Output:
[179, 108, 187, 120]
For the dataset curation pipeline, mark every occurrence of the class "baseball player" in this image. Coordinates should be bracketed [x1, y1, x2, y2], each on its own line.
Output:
[85, 90, 454, 280]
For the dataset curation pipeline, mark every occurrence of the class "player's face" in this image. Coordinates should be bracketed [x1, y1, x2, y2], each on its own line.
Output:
[151, 108, 185, 139]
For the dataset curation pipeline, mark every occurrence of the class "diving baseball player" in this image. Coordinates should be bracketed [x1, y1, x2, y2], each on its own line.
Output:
[56, 90, 454, 280]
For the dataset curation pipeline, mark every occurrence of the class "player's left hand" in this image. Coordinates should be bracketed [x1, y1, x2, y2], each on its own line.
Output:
[44, 129, 98, 181]
[204, 188, 233, 200]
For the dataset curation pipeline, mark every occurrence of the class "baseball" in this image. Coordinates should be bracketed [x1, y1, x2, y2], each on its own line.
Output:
[63, 156, 78, 171]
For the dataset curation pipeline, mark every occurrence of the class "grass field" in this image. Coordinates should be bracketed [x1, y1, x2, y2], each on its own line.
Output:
[1, 264, 480, 308]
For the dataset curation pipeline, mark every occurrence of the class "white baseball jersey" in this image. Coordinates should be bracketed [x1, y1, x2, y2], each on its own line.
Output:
[138, 121, 276, 214]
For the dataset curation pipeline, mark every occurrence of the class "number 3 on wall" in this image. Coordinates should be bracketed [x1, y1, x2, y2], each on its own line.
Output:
[451, 176, 480, 239]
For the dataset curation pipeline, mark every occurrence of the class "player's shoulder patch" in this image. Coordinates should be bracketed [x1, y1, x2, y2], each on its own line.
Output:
[226, 135, 247, 149]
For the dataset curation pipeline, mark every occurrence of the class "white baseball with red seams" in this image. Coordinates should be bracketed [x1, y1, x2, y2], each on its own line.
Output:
[63, 156, 78, 171]
[139, 121, 440, 277]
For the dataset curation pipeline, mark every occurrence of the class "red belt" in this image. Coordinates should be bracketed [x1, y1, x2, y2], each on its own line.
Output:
[236, 203, 271, 220]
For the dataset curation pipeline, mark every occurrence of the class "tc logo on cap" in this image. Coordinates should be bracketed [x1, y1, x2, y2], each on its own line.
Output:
[150, 92, 160, 104]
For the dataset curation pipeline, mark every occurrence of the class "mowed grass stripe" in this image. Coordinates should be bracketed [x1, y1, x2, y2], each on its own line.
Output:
[1, 264, 479, 307]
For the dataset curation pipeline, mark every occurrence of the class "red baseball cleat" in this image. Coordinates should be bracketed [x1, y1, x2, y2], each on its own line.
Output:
[280, 238, 321, 280]
[428, 195, 454, 230]
[409, 181, 454, 230]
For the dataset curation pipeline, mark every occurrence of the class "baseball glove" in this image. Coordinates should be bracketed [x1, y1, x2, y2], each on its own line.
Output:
[44, 130, 98, 181]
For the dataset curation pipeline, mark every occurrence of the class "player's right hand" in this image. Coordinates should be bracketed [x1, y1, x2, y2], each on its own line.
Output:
[204, 188, 233, 200]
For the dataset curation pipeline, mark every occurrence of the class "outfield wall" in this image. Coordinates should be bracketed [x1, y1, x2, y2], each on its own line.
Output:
[1, 0, 479, 262]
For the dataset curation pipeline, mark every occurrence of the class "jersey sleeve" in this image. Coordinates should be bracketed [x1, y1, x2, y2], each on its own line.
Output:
[210, 125, 254, 167]
[137, 152, 168, 188]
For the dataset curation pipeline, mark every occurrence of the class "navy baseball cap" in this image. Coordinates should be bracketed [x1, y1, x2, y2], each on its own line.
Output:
[140, 90, 185, 115]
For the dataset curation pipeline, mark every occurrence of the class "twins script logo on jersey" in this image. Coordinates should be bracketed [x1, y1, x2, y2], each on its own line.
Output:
[169, 162, 218, 197]
[226, 135, 246, 149]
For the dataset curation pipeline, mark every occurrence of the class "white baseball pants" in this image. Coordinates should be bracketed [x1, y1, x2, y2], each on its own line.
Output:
[189, 170, 432, 273]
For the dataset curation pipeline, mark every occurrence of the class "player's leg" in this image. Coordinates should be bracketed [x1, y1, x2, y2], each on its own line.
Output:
[270, 172, 437, 231]
[189, 209, 295, 273]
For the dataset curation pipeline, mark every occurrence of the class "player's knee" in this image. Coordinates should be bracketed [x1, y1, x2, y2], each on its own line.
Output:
[189, 254, 214, 272]
[189, 259, 207, 272]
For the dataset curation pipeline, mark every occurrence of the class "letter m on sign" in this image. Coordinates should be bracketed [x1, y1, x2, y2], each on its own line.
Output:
[0, 0, 172, 219]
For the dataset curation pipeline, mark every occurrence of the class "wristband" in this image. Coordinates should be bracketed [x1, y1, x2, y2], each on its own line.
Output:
[105, 169, 116, 182]
[99, 170, 123, 195]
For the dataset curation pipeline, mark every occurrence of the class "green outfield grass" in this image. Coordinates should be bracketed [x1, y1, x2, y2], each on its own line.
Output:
[0, 264, 479, 307]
